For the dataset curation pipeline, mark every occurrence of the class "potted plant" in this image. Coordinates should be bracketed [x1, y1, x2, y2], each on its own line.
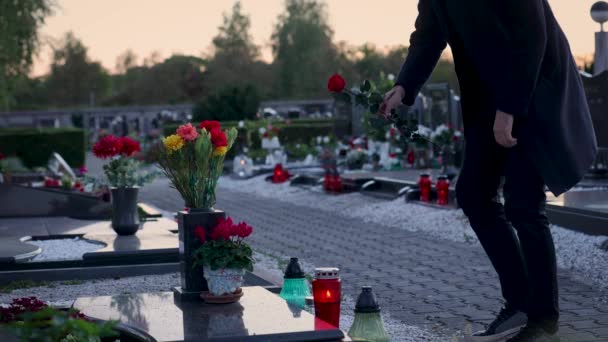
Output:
[92, 135, 154, 235]
[192, 217, 254, 303]
[156, 121, 237, 300]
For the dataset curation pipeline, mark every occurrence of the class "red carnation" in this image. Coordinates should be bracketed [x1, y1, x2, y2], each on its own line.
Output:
[210, 128, 228, 148]
[328, 74, 346, 93]
[194, 226, 206, 243]
[199, 120, 221, 132]
[119, 137, 141, 157]
[93, 135, 123, 159]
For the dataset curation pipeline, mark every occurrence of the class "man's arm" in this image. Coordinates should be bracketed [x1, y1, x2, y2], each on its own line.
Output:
[395, 0, 447, 106]
[451, 0, 547, 117]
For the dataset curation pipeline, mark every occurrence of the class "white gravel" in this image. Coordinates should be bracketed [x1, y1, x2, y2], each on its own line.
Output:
[218, 175, 608, 293]
[28, 238, 104, 262]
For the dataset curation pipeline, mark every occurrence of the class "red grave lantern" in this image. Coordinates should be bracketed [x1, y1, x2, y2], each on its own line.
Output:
[324, 170, 342, 193]
[312, 267, 341, 328]
[418, 174, 432, 202]
[436, 175, 450, 205]
[272, 164, 289, 183]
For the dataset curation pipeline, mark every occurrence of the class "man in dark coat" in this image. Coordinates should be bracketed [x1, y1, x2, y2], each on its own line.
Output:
[382, 1, 597, 341]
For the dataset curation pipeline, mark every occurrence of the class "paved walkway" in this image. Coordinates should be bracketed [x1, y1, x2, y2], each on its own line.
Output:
[140, 179, 608, 341]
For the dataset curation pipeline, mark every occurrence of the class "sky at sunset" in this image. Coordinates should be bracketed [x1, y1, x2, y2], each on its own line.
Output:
[32, 0, 602, 76]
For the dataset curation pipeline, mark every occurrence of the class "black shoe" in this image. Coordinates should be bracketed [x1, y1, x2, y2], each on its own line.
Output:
[506, 322, 559, 342]
[468, 305, 527, 341]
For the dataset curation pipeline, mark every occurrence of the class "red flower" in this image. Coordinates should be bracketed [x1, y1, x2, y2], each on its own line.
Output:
[452, 135, 460, 142]
[262, 132, 269, 138]
[235, 222, 253, 238]
[328, 74, 346, 93]
[389, 127, 398, 136]
[119, 137, 141, 157]
[210, 128, 228, 148]
[73, 181, 83, 189]
[389, 153, 397, 158]
[199, 120, 221, 132]
[211, 217, 233, 240]
[78, 166, 88, 174]
[0, 152, 4, 161]
[272, 127, 280, 134]
[194, 226, 206, 243]
[93, 135, 123, 159]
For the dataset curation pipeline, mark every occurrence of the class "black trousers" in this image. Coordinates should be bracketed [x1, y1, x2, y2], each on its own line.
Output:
[455, 125, 559, 327]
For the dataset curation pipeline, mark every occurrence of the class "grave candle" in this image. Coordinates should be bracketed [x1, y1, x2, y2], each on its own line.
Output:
[436, 175, 450, 205]
[312, 267, 341, 328]
[279, 257, 311, 309]
[418, 173, 432, 202]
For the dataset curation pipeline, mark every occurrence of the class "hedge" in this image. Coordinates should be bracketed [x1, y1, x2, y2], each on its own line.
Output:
[0, 128, 86, 168]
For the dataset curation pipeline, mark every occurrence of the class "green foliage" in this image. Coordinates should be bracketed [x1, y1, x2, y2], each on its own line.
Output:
[101, 158, 156, 188]
[285, 143, 318, 159]
[193, 239, 254, 272]
[12, 307, 117, 342]
[0, 280, 50, 293]
[192, 85, 260, 122]
[0, 128, 85, 168]
[0, 0, 53, 110]
[157, 127, 238, 209]
[45, 32, 110, 108]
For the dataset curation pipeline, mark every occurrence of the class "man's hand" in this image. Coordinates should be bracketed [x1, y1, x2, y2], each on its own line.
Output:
[379, 86, 406, 116]
[493, 110, 517, 148]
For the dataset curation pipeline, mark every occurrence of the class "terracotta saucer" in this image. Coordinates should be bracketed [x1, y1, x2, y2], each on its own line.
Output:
[200, 288, 244, 304]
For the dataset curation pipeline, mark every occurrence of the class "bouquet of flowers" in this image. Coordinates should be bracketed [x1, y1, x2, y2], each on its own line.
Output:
[92, 135, 155, 188]
[157, 121, 237, 209]
[192, 217, 254, 271]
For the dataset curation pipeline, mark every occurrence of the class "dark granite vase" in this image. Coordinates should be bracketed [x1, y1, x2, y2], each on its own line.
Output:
[174, 208, 226, 302]
[111, 187, 140, 236]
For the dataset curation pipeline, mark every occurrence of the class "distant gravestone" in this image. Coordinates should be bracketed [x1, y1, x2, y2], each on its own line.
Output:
[583, 71, 608, 147]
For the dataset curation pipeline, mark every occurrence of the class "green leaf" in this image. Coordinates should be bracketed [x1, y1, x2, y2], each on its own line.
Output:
[333, 92, 351, 104]
[355, 94, 368, 107]
[368, 92, 383, 106]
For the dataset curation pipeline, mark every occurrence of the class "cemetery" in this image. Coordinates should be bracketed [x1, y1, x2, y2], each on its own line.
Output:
[2, 1, 608, 342]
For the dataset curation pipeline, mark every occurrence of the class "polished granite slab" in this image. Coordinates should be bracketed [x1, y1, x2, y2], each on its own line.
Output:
[0, 237, 41, 263]
[73, 286, 345, 342]
[547, 189, 608, 214]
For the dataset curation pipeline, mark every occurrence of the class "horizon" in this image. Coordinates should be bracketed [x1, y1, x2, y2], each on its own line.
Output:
[32, 0, 600, 76]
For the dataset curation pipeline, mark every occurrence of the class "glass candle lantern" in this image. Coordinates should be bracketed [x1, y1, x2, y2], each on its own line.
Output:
[273, 164, 288, 183]
[418, 174, 432, 202]
[348, 286, 390, 342]
[312, 267, 341, 328]
[331, 171, 342, 192]
[279, 258, 311, 309]
[436, 175, 450, 205]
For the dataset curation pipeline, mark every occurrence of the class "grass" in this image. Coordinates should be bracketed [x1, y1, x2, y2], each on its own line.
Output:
[0, 279, 85, 293]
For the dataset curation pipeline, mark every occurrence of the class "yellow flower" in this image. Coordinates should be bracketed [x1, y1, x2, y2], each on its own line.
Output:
[212, 146, 228, 156]
[163, 134, 185, 152]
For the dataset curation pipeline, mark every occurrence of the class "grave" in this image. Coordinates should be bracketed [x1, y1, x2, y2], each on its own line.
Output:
[546, 190, 608, 235]
[74, 287, 347, 342]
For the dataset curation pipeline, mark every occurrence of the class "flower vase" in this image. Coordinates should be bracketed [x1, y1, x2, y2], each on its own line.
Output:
[111, 187, 140, 235]
[173, 208, 226, 302]
[202, 267, 246, 304]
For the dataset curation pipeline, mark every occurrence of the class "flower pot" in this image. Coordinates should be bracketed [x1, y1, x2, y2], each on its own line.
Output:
[111, 187, 140, 235]
[174, 208, 226, 302]
[203, 267, 246, 303]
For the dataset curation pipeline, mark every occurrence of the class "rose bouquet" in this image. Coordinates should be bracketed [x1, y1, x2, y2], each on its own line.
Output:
[157, 121, 237, 210]
[327, 74, 436, 148]
[92, 135, 154, 187]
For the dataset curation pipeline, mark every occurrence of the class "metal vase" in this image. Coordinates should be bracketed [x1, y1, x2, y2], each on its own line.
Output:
[111, 187, 140, 236]
[174, 208, 226, 302]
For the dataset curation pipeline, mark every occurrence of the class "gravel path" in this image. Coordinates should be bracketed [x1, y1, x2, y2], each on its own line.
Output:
[28, 238, 104, 262]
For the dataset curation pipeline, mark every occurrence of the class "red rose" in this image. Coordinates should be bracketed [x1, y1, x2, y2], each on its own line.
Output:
[328, 74, 346, 93]
[119, 137, 141, 157]
[194, 226, 206, 243]
[199, 120, 221, 132]
[210, 128, 228, 147]
[93, 135, 123, 159]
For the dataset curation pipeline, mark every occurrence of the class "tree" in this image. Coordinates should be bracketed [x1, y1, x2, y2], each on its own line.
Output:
[192, 85, 260, 122]
[115, 50, 138, 74]
[0, 0, 53, 110]
[44, 32, 110, 107]
[271, 0, 339, 99]
[203, 1, 263, 95]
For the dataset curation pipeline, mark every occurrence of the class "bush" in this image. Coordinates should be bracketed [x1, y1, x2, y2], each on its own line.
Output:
[0, 128, 86, 168]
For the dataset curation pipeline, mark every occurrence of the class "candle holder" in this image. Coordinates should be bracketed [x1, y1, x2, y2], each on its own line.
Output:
[272, 164, 289, 183]
[279, 257, 311, 309]
[312, 267, 341, 328]
[436, 175, 450, 205]
[418, 173, 432, 202]
[348, 286, 390, 342]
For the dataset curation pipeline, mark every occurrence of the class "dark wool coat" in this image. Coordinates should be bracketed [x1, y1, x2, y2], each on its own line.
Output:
[396, 0, 598, 195]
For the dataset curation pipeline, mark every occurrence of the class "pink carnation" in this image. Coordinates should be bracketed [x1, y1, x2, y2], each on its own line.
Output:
[176, 123, 199, 141]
